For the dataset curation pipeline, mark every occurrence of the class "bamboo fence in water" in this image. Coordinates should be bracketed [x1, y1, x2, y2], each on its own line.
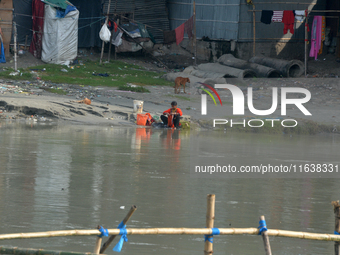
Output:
[0, 197, 340, 255]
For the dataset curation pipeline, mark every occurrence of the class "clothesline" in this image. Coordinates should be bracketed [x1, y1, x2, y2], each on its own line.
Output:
[15, 16, 105, 34]
[106, 14, 164, 32]
[14, 13, 105, 20]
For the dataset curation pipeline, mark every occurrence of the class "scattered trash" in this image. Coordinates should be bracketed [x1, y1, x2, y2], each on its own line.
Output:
[120, 206, 125, 209]
[61, 68, 68, 72]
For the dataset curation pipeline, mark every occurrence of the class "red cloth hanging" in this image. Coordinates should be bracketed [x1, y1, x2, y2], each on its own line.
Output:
[184, 16, 194, 39]
[114, 22, 118, 32]
[29, 0, 45, 59]
[175, 23, 185, 45]
[282, 10, 295, 34]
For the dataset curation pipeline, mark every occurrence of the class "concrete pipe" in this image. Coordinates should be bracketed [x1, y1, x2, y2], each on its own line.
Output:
[197, 63, 257, 79]
[249, 56, 304, 78]
[218, 54, 281, 78]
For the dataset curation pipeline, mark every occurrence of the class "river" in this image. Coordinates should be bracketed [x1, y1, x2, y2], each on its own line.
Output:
[0, 122, 339, 254]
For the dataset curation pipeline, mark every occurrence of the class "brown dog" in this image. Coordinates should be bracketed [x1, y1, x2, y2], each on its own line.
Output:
[174, 77, 190, 94]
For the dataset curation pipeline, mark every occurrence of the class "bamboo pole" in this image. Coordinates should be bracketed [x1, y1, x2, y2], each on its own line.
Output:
[13, 22, 17, 71]
[25, 35, 28, 50]
[204, 194, 215, 255]
[100, 0, 111, 65]
[259, 216, 272, 255]
[100, 205, 137, 254]
[93, 226, 102, 254]
[2, 228, 340, 241]
[0, 246, 98, 255]
[252, 5, 256, 57]
[332, 201, 340, 255]
[193, 1, 197, 66]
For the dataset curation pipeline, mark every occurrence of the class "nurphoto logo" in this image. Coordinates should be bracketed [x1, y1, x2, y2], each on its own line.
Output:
[200, 84, 312, 128]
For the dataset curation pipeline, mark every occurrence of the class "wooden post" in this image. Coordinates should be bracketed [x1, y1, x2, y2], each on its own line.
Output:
[332, 201, 340, 255]
[25, 35, 28, 50]
[260, 216, 272, 255]
[93, 226, 102, 254]
[253, 5, 256, 57]
[99, 205, 137, 254]
[100, 0, 111, 65]
[13, 22, 17, 71]
[204, 194, 215, 255]
[193, 1, 197, 66]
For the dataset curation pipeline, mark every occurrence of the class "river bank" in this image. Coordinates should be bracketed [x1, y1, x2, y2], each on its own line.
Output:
[0, 76, 339, 135]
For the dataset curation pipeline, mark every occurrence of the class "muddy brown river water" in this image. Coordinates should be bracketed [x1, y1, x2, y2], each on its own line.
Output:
[0, 122, 339, 254]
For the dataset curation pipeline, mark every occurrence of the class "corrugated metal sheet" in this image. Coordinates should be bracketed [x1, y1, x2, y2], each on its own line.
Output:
[167, 0, 240, 40]
[103, 0, 170, 43]
[238, 0, 327, 42]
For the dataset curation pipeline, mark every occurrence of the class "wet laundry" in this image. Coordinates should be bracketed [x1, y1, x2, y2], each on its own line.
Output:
[261, 10, 273, 24]
[294, 10, 305, 22]
[310, 16, 323, 59]
[163, 30, 176, 44]
[272, 11, 283, 23]
[282, 10, 295, 34]
[175, 23, 185, 45]
[184, 16, 194, 38]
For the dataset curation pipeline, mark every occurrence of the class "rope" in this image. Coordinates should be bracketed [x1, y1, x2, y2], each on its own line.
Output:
[258, 220, 268, 235]
[97, 226, 109, 238]
[112, 221, 128, 253]
[204, 228, 220, 243]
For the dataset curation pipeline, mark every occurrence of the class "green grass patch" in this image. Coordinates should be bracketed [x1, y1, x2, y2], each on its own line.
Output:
[0, 60, 173, 87]
[0, 69, 33, 80]
[118, 85, 150, 93]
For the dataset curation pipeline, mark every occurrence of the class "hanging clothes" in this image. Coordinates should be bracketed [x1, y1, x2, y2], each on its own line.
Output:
[318, 16, 326, 55]
[175, 23, 185, 45]
[184, 16, 194, 39]
[261, 10, 273, 24]
[0, 41, 6, 63]
[111, 29, 123, 46]
[282, 10, 295, 34]
[29, 0, 45, 59]
[163, 30, 176, 44]
[309, 16, 322, 60]
[272, 11, 283, 22]
[294, 10, 305, 22]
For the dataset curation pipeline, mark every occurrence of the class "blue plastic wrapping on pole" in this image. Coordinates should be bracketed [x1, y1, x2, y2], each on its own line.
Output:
[258, 220, 268, 235]
[335, 231, 340, 235]
[97, 226, 109, 238]
[0, 42, 6, 63]
[204, 228, 220, 244]
[113, 221, 128, 252]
